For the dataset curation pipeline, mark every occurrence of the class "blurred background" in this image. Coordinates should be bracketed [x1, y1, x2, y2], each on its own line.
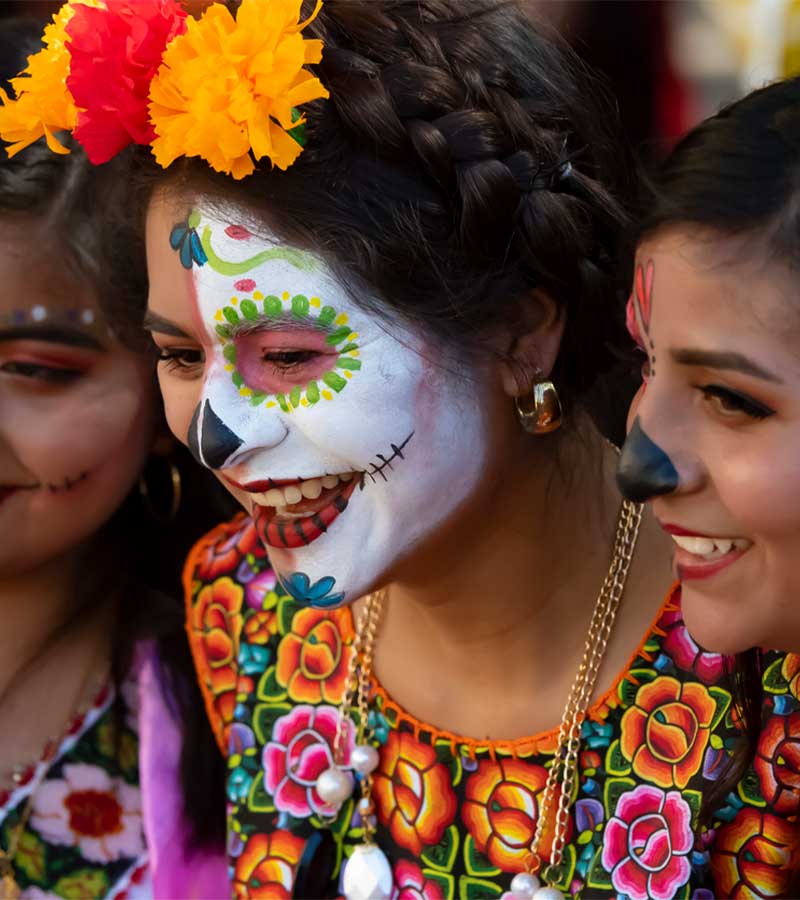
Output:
[0, 0, 796, 166]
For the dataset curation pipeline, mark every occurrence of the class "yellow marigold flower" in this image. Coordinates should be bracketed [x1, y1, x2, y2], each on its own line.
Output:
[149, 0, 329, 179]
[0, 0, 101, 158]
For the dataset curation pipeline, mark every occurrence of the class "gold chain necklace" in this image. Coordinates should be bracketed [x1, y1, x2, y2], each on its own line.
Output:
[314, 498, 643, 900]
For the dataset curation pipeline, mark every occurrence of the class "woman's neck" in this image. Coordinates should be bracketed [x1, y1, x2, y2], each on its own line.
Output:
[370, 421, 673, 739]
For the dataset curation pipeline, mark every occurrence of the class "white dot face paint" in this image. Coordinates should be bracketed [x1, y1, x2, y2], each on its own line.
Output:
[147, 200, 491, 607]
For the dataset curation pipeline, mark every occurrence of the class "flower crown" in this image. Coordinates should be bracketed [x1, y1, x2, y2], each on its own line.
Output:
[0, 0, 329, 179]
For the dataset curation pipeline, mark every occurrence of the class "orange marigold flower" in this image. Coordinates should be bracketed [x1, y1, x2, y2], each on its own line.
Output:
[275, 607, 354, 704]
[148, 0, 329, 179]
[233, 830, 305, 899]
[620, 675, 716, 789]
[0, 0, 99, 157]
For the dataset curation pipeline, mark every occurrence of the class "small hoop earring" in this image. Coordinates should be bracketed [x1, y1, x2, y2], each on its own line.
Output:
[515, 373, 563, 435]
[138, 457, 182, 522]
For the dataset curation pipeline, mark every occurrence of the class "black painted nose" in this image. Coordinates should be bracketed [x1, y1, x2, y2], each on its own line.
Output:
[187, 400, 243, 469]
[616, 417, 679, 503]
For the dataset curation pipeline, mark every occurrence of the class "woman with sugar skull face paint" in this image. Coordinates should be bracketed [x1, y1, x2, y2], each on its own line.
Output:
[0, 19, 230, 899]
[12, 1, 800, 898]
[615, 75, 800, 891]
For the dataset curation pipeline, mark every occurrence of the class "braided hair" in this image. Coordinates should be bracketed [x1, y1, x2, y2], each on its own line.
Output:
[146, 0, 637, 414]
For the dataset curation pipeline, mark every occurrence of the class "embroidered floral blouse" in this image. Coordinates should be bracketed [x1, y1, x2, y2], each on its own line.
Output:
[186, 513, 800, 900]
[0, 678, 149, 900]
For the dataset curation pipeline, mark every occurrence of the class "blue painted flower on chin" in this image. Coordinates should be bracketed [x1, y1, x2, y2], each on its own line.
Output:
[278, 572, 346, 609]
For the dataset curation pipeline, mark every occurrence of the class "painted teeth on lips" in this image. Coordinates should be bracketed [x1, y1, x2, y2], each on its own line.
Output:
[252, 472, 355, 509]
[670, 534, 752, 559]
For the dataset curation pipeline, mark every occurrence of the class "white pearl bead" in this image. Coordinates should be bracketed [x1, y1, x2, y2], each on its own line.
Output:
[533, 887, 565, 900]
[510, 872, 541, 898]
[351, 744, 380, 775]
[316, 767, 352, 806]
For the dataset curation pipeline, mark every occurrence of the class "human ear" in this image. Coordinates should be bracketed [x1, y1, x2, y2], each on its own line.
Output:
[495, 289, 566, 397]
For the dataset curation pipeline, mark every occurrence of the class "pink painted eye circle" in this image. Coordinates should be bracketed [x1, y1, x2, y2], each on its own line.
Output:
[234, 328, 339, 394]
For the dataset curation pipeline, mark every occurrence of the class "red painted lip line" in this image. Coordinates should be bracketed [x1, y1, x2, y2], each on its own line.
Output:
[674, 545, 749, 582]
[253, 478, 358, 549]
[224, 476, 303, 492]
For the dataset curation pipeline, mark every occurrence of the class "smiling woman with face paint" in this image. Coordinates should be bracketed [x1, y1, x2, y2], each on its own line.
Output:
[616, 76, 800, 895]
[0, 20, 232, 899]
[13, 0, 800, 897]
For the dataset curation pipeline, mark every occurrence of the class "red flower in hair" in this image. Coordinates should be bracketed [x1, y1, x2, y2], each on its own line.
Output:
[66, 0, 187, 164]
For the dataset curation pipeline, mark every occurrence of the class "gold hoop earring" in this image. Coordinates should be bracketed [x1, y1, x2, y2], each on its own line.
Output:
[138, 457, 182, 521]
[515, 374, 563, 435]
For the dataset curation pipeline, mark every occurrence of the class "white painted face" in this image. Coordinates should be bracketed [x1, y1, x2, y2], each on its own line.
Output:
[147, 201, 490, 607]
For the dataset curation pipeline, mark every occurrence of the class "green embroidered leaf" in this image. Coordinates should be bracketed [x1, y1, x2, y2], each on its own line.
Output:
[764, 656, 791, 694]
[223, 306, 240, 324]
[247, 770, 276, 813]
[586, 845, 614, 889]
[223, 343, 237, 363]
[306, 381, 320, 405]
[603, 776, 637, 818]
[337, 357, 362, 371]
[617, 668, 658, 706]
[420, 824, 459, 872]
[291, 294, 310, 317]
[325, 325, 352, 346]
[54, 869, 109, 899]
[289, 385, 302, 408]
[14, 830, 46, 883]
[322, 371, 347, 393]
[318, 305, 337, 327]
[263, 295, 282, 317]
[708, 685, 732, 731]
[240, 299, 259, 320]
[252, 702, 292, 746]
[458, 876, 503, 899]
[605, 739, 632, 776]
[257, 665, 288, 702]
[425, 871, 455, 898]
[548, 843, 577, 892]
[277, 595, 301, 635]
[683, 789, 703, 827]
[737, 767, 767, 808]
[462, 834, 501, 877]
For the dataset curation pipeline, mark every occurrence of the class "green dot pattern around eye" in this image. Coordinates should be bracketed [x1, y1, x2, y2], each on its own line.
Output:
[213, 289, 362, 412]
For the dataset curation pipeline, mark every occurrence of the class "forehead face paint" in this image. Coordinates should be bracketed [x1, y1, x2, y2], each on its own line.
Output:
[178, 204, 489, 607]
[626, 259, 656, 379]
[616, 417, 679, 503]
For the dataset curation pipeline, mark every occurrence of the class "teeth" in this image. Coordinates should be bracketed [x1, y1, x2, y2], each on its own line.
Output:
[671, 534, 751, 559]
[301, 478, 323, 499]
[283, 485, 303, 504]
[250, 472, 357, 510]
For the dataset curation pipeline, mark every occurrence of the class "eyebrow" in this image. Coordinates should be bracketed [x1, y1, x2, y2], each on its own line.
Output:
[143, 311, 191, 338]
[0, 325, 105, 351]
[670, 347, 783, 383]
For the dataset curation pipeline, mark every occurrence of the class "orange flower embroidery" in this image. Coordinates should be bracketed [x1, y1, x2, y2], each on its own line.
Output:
[244, 609, 278, 645]
[620, 676, 716, 789]
[782, 654, 800, 701]
[711, 808, 795, 899]
[190, 576, 243, 724]
[194, 515, 260, 580]
[461, 758, 557, 872]
[372, 731, 457, 855]
[276, 608, 354, 704]
[754, 712, 800, 816]
[233, 830, 305, 899]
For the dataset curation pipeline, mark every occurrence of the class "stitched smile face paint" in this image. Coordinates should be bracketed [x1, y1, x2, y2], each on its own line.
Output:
[621, 228, 800, 654]
[146, 197, 490, 607]
[0, 224, 157, 577]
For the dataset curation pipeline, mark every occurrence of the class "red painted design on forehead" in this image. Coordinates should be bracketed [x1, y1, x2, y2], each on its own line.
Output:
[626, 294, 643, 348]
[635, 260, 654, 330]
[225, 225, 253, 241]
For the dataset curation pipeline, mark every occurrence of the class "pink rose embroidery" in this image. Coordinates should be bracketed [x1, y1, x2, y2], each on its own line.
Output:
[662, 607, 724, 684]
[393, 860, 445, 900]
[601, 784, 693, 900]
[262, 704, 354, 818]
